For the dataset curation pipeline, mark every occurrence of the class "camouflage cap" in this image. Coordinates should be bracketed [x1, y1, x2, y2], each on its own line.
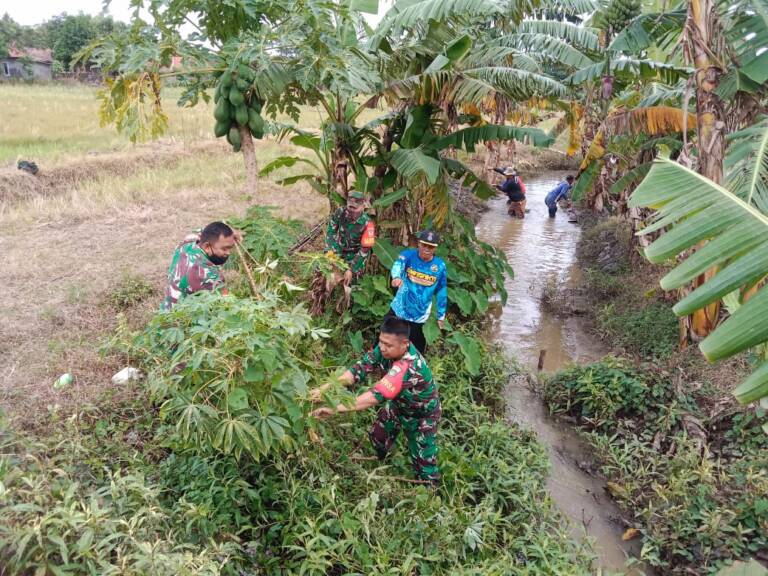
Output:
[348, 191, 366, 200]
[416, 230, 441, 246]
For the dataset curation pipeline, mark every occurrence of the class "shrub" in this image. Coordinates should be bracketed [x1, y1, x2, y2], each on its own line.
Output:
[107, 273, 156, 309]
[596, 302, 679, 359]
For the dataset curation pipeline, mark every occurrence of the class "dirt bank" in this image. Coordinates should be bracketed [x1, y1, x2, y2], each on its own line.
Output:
[0, 140, 229, 204]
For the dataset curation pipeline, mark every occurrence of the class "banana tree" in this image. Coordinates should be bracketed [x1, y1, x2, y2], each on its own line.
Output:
[629, 116, 768, 417]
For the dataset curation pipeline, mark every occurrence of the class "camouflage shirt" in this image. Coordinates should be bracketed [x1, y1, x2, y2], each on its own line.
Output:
[349, 344, 440, 418]
[161, 240, 226, 311]
[325, 208, 371, 275]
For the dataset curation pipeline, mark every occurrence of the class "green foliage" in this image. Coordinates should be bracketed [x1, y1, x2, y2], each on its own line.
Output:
[107, 273, 156, 309]
[545, 360, 768, 574]
[227, 205, 305, 263]
[597, 302, 679, 360]
[544, 358, 656, 426]
[630, 158, 768, 406]
[0, 407, 237, 575]
[1, 335, 594, 575]
[134, 291, 329, 460]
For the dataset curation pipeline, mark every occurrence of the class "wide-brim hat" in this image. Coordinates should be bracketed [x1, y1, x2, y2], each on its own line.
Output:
[416, 230, 441, 246]
[503, 167, 516, 176]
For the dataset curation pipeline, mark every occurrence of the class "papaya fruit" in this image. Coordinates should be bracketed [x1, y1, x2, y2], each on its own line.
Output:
[221, 71, 233, 88]
[214, 120, 229, 138]
[229, 87, 245, 107]
[228, 126, 242, 148]
[214, 98, 230, 122]
[235, 104, 249, 126]
[248, 108, 264, 137]
[236, 78, 249, 92]
[237, 64, 253, 81]
[249, 98, 263, 114]
[214, 82, 222, 103]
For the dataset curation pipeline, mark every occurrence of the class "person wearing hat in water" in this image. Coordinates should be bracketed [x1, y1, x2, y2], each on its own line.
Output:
[495, 167, 527, 219]
[324, 190, 376, 289]
[387, 230, 448, 354]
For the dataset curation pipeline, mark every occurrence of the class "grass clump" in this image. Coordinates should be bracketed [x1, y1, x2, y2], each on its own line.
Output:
[543, 360, 768, 574]
[596, 302, 679, 360]
[107, 273, 156, 309]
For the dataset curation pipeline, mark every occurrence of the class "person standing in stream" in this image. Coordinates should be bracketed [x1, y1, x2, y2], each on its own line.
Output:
[387, 230, 447, 354]
[544, 175, 575, 218]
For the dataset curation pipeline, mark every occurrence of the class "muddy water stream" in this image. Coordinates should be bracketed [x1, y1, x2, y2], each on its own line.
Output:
[476, 172, 646, 574]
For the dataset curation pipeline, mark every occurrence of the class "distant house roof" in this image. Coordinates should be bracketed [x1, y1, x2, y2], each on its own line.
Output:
[7, 45, 53, 64]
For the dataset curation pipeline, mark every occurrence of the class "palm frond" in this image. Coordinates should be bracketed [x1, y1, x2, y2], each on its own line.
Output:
[726, 116, 768, 213]
[610, 162, 651, 196]
[462, 44, 542, 72]
[566, 58, 691, 86]
[497, 33, 595, 68]
[608, 10, 686, 53]
[629, 158, 768, 404]
[375, 0, 502, 37]
[537, 0, 600, 16]
[726, 0, 768, 85]
[636, 81, 687, 107]
[603, 106, 695, 138]
[455, 66, 567, 101]
[390, 147, 442, 184]
[436, 124, 553, 152]
[515, 20, 600, 52]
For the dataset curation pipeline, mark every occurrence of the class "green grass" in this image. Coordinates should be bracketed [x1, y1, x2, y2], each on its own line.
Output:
[544, 360, 768, 574]
[0, 84, 384, 164]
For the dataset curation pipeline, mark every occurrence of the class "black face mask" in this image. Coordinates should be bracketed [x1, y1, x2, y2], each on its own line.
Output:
[207, 252, 229, 266]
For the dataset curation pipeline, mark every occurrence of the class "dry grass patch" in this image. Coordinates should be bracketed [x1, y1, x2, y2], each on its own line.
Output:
[1, 152, 327, 428]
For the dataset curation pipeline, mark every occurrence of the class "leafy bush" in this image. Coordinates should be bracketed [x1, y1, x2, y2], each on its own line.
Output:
[546, 360, 768, 574]
[1, 341, 595, 575]
[544, 358, 655, 426]
[227, 205, 305, 263]
[133, 289, 331, 460]
[107, 273, 156, 309]
[596, 302, 679, 359]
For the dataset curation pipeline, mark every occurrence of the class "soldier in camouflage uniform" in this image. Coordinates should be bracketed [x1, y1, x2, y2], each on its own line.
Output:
[161, 221, 238, 311]
[325, 190, 374, 286]
[310, 317, 441, 484]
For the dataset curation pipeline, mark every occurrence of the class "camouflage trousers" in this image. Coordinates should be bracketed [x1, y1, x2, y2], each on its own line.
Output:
[368, 404, 441, 484]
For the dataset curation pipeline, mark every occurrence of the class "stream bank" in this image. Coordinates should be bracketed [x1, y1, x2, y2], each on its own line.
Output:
[535, 213, 768, 574]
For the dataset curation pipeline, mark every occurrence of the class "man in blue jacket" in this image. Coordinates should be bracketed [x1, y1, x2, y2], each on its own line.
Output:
[544, 175, 575, 218]
[387, 230, 448, 354]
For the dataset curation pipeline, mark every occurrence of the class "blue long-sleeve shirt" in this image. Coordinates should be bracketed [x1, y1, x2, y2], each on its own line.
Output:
[390, 249, 448, 323]
[545, 181, 572, 207]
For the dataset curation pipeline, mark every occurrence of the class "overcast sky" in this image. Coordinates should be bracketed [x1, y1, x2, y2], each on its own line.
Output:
[3, 0, 389, 26]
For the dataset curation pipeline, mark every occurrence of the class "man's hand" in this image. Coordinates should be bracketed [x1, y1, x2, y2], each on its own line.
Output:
[310, 407, 336, 419]
[437, 319, 445, 329]
[343, 269, 353, 285]
[391, 278, 403, 289]
[308, 383, 331, 402]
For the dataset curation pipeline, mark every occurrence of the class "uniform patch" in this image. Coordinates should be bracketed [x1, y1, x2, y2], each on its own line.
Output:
[406, 268, 437, 286]
[430, 264, 438, 272]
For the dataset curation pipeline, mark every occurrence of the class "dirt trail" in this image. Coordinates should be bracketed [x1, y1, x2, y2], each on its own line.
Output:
[1, 171, 327, 427]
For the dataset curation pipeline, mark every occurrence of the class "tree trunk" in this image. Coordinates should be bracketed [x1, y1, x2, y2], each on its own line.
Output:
[239, 125, 259, 196]
[679, 0, 726, 344]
